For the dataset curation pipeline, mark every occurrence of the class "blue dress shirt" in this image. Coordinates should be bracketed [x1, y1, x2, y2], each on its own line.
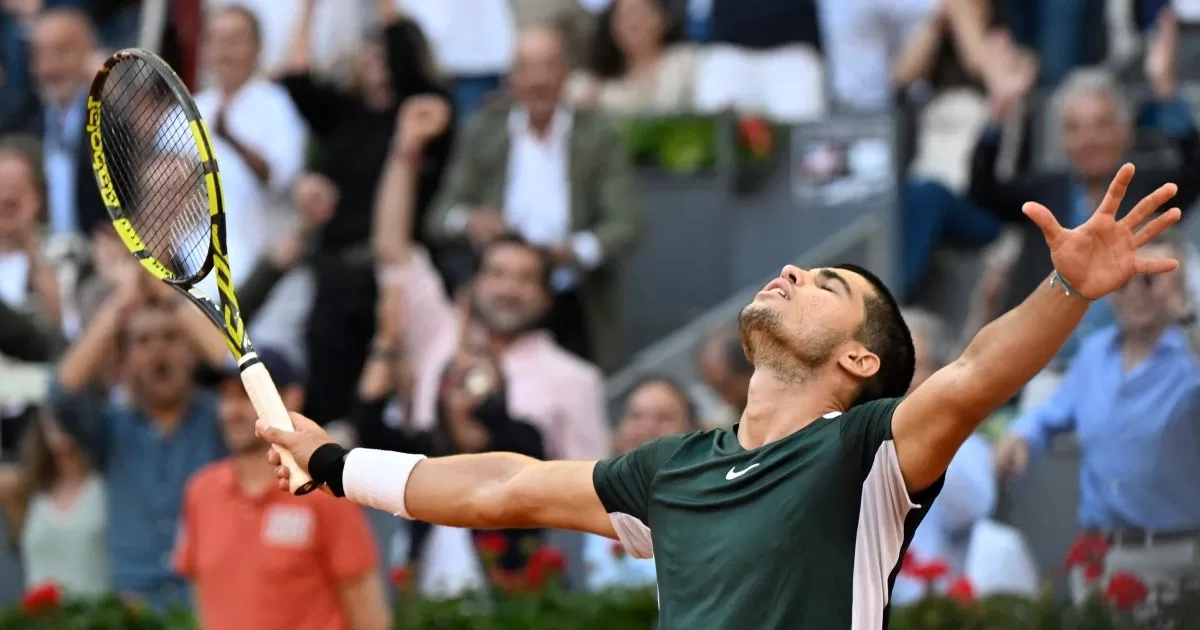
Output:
[1012, 326, 1200, 531]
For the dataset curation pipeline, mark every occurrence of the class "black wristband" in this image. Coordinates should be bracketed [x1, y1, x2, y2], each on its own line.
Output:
[309, 443, 350, 497]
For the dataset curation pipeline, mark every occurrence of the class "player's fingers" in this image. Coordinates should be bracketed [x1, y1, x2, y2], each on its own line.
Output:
[256, 422, 298, 449]
[1022, 202, 1065, 247]
[275, 465, 291, 481]
[1097, 163, 1135, 217]
[278, 478, 290, 492]
[1135, 256, 1180, 275]
[1133, 207, 1181, 246]
[266, 448, 281, 466]
[1122, 183, 1178, 228]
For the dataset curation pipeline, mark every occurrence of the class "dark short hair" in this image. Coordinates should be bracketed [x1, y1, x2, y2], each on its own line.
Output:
[477, 233, 553, 292]
[624, 374, 699, 430]
[836, 264, 914, 405]
[0, 135, 47, 208]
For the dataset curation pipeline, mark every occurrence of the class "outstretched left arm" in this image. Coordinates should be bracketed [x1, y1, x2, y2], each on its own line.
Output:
[892, 165, 1182, 492]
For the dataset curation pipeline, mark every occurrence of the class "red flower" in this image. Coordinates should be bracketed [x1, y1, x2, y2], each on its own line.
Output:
[947, 577, 975, 603]
[908, 559, 950, 583]
[389, 567, 409, 588]
[524, 545, 568, 589]
[610, 541, 626, 560]
[900, 551, 919, 577]
[737, 117, 773, 157]
[1065, 533, 1108, 582]
[477, 533, 509, 559]
[1104, 572, 1149, 611]
[21, 582, 61, 614]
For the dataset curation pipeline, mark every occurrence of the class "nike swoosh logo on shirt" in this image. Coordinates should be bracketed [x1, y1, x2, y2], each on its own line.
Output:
[725, 463, 760, 480]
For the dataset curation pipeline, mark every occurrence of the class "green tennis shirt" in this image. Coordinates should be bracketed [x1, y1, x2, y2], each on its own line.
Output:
[592, 398, 943, 630]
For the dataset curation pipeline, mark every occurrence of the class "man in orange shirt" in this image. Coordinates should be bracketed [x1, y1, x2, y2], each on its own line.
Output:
[175, 349, 389, 630]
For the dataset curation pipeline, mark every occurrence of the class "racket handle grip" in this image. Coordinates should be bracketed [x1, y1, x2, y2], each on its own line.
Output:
[239, 356, 318, 495]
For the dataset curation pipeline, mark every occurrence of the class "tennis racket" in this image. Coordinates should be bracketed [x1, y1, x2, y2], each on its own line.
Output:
[85, 49, 316, 495]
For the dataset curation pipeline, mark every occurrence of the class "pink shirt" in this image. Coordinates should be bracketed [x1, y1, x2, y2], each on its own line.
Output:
[379, 248, 610, 460]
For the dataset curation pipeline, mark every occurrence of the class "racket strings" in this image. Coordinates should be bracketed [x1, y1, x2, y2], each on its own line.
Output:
[98, 57, 212, 281]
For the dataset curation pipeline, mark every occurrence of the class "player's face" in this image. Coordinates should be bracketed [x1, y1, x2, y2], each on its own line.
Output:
[1062, 92, 1130, 181]
[617, 382, 692, 454]
[123, 306, 196, 407]
[0, 155, 40, 245]
[205, 10, 259, 90]
[739, 265, 871, 374]
[472, 244, 550, 335]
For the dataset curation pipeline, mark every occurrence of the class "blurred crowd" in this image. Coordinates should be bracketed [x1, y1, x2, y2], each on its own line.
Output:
[0, 0, 1198, 626]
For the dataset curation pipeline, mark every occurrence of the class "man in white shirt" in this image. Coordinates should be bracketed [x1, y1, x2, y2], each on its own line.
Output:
[423, 26, 642, 371]
[193, 5, 307, 287]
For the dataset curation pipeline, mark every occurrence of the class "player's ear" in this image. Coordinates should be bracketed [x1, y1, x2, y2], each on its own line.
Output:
[837, 347, 880, 381]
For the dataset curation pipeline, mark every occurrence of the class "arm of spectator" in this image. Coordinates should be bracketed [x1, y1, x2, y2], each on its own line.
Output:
[892, 13, 947, 86]
[942, 0, 991, 80]
[423, 114, 492, 246]
[1140, 10, 1200, 213]
[0, 298, 62, 361]
[51, 292, 135, 463]
[237, 222, 312, 324]
[277, 0, 351, 135]
[570, 121, 643, 271]
[26, 252, 61, 328]
[374, 98, 456, 368]
[338, 573, 390, 630]
[315, 494, 388, 630]
[258, 89, 309, 195]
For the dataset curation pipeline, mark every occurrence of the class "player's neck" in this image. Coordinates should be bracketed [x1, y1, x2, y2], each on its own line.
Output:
[737, 369, 841, 449]
[144, 397, 190, 434]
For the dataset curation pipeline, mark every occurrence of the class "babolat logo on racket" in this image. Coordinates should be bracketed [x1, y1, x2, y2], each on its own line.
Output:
[86, 97, 120, 210]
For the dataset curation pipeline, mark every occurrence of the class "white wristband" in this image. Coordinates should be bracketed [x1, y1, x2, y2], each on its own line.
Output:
[343, 448, 427, 519]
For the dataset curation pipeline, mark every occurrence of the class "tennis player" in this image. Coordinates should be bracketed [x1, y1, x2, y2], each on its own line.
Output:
[257, 99, 1182, 630]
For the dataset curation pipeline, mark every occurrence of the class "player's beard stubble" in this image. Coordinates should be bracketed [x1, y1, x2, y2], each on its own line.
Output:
[739, 303, 842, 383]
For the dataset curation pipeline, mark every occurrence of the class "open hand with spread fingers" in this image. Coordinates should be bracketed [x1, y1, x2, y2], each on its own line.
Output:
[1023, 163, 1182, 300]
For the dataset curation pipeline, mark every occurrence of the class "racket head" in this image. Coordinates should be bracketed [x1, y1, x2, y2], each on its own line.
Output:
[86, 48, 227, 289]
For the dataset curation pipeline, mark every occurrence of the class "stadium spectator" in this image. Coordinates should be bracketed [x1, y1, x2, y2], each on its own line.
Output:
[567, 0, 700, 115]
[175, 348, 388, 630]
[891, 308, 997, 605]
[0, 135, 62, 457]
[0, 411, 107, 598]
[696, 321, 750, 425]
[206, 0, 365, 80]
[402, 0, 515, 120]
[995, 237, 1200, 606]
[193, 4, 306, 286]
[47, 261, 228, 611]
[375, 96, 610, 462]
[893, 1, 1035, 298]
[698, 0, 824, 121]
[424, 25, 642, 369]
[278, 0, 453, 424]
[969, 12, 1200, 316]
[582, 375, 694, 591]
[0, 7, 106, 237]
[996, 0, 1106, 87]
[352, 286, 547, 598]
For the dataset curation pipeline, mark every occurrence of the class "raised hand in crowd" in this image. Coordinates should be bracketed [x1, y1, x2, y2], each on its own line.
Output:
[983, 30, 1038, 120]
[1145, 7, 1179, 99]
[441, 351, 501, 453]
[396, 94, 451, 155]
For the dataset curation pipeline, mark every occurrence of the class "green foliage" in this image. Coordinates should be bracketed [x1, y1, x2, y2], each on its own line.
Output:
[6, 590, 1200, 629]
[619, 117, 718, 175]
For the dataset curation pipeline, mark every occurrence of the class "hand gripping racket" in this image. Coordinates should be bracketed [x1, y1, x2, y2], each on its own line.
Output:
[85, 49, 317, 495]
